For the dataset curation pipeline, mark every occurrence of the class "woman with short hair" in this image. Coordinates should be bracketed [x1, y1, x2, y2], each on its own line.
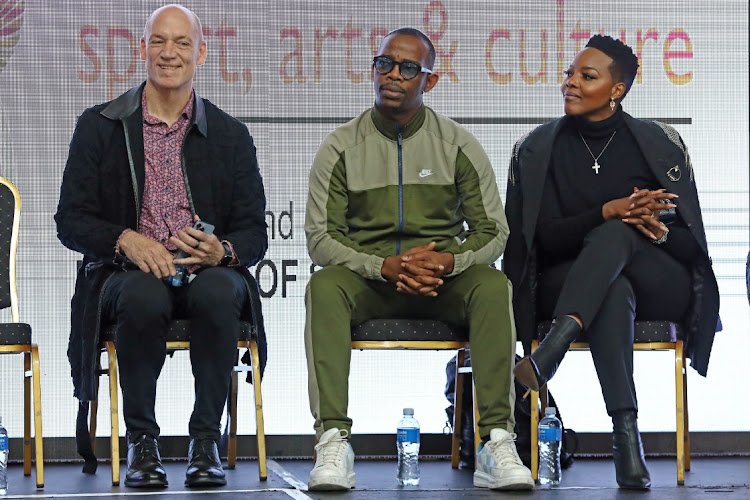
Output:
[504, 35, 719, 489]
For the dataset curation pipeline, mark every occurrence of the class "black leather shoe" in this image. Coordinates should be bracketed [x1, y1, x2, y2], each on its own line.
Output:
[185, 438, 227, 487]
[124, 434, 168, 488]
[612, 410, 651, 489]
[514, 315, 581, 391]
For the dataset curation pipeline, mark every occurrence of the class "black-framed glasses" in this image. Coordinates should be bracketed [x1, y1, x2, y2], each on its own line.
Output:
[373, 56, 433, 80]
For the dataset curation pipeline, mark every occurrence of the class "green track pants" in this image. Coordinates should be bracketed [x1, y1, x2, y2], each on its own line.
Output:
[305, 264, 517, 440]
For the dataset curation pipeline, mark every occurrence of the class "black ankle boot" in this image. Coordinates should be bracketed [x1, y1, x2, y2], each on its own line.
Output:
[514, 316, 581, 391]
[612, 410, 651, 489]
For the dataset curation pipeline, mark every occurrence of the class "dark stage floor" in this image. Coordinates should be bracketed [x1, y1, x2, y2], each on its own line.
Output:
[1, 456, 748, 499]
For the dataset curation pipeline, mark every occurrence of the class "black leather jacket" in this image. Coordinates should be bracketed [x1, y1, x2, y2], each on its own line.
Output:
[503, 112, 719, 376]
[56, 83, 268, 401]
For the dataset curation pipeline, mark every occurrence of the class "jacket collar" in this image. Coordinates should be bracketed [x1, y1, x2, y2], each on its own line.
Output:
[370, 105, 426, 141]
[100, 82, 207, 137]
[519, 116, 568, 250]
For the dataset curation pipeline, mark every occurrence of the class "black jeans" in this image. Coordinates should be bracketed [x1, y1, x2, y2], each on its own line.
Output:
[538, 220, 692, 414]
[102, 267, 248, 441]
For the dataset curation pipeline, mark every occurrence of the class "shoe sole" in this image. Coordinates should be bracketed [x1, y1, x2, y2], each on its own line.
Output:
[124, 477, 168, 488]
[617, 480, 651, 489]
[185, 477, 227, 488]
[308, 472, 356, 491]
[513, 358, 541, 392]
[474, 470, 535, 490]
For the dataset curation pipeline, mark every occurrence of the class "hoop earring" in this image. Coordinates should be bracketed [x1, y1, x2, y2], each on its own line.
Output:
[610, 98, 616, 111]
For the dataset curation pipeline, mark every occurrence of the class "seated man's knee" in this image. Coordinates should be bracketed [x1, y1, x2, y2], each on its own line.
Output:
[189, 267, 244, 315]
[464, 266, 510, 300]
[116, 272, 171, 322]
[307, 265, 355, 296]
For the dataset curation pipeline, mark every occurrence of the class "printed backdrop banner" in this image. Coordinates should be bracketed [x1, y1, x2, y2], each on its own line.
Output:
[0, 0, 747, 439]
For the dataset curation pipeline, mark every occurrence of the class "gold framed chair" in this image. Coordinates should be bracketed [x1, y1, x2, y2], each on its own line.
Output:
[529, 320, 689, 484]
[89, 320, 266, 485]
[0, 177, 44, 488]
[351, 319, 480, 467]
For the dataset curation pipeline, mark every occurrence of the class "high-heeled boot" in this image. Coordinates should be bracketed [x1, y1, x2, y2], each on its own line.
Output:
[513, 315, 581, 391]
[612, 410, 651, 489]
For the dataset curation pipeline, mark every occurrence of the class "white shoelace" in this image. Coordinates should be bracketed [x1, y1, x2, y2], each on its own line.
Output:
[485, 432, 523, 466]
[314, 430, 349, 467]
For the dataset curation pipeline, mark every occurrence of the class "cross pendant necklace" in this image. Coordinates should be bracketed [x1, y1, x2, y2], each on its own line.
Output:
[579, 130, 617, 175]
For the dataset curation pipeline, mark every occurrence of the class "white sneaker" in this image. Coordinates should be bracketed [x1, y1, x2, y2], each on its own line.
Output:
[474, 428, 535, 490]
[308, 428, 356, 491]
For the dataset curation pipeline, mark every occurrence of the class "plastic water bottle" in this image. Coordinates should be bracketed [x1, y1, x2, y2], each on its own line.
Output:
[396, 408, 420, 486]
[0, 416, 8, 495]
[538, 407, 562, 486]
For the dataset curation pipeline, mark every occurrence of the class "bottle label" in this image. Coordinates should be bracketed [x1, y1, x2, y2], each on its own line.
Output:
[539, 426, 562, 441]
[397, 428, 420, 443]
[0, 435, 7, 451]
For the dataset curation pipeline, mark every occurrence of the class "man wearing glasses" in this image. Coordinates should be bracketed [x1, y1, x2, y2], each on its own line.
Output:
[304, 28, 533, 491]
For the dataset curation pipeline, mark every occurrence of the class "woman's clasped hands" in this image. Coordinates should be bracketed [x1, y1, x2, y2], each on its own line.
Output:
[603, 187, 678, 240]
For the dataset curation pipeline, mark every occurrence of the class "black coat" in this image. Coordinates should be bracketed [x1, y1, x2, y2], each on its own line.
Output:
[503, 112, 719, 376]
[56, 83, 268, 401]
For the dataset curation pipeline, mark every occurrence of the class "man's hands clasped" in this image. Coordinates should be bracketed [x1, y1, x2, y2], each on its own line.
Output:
[381, 242, 455, 297]
[119, 217, 225, 279]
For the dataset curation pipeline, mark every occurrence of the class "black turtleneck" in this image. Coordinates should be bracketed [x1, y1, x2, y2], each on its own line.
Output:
[537, 107, 700, 266]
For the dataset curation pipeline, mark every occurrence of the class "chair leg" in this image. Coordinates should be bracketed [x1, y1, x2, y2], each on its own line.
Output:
[250, 340, 267, 481]
[530, 340, 539, 481]
[105, 341, 120, 486]
[683, 353, 690, 471]
[31, 345, 44, 488]
[89, 352, 100, 453]
[227, 350, 240, 470]
[23, 351, 31, 477]
[451, 349, 466, 469]
[675, 341, 685, 485]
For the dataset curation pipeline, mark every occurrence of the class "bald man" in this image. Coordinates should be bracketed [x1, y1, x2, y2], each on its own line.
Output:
[56, 4, 267, 488]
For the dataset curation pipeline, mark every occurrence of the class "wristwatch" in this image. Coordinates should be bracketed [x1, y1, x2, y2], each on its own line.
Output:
[219, 242, 234, 266]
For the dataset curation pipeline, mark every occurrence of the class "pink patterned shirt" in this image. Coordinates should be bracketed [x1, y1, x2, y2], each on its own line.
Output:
[116, 91, 238, 267]
[138, 91, 194, 250]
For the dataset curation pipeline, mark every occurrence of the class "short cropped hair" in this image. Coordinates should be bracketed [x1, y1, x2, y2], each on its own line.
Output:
[586, 35, 639, 98]
[384, 27, 436, 70]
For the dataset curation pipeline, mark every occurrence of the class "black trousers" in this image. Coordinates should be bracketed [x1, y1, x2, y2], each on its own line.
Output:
[538, 220, 692, 415]
[102, 267, 248, 441]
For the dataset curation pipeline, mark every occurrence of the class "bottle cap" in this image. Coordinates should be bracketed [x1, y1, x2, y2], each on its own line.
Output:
[403, 408, 414, 416]
[545, 407, 556, 415]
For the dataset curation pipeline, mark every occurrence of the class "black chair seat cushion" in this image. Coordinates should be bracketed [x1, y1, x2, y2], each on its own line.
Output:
[0, 322, 32, 345]
[100, 319, 254, 343]
[352, 319, 469, 342]
[537, 319, 682, 343]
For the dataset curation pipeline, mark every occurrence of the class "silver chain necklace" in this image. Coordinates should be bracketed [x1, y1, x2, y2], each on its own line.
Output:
[578, 130, 617, 174]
